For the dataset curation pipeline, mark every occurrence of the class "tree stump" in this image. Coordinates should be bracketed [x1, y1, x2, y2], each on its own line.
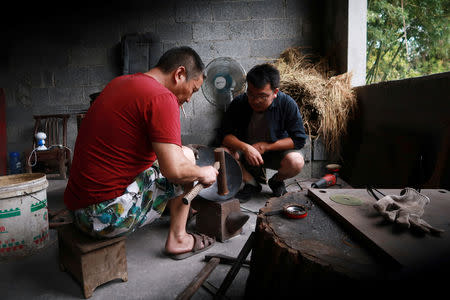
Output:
[245, 190, 388, 296]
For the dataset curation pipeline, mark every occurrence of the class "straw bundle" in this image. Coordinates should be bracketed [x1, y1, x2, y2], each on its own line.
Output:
[273, 47, 357, 160]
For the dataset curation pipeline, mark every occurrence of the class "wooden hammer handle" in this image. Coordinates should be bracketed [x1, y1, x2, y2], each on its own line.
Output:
[182, 161, 220, 205]
[214, 148, 229, 195]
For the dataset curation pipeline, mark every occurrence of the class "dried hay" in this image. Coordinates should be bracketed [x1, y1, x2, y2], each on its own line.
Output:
[272, 47, 357, 160]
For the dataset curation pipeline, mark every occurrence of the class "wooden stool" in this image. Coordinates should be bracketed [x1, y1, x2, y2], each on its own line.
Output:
[57, 224, 128, 298]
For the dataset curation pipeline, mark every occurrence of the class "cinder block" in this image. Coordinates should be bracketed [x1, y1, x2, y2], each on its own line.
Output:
[64, 104, 90, 114]
[117, 10, 144, 35]
[264, 18, 302, 39]
[54, 67, 88, 87]
[148, 43, 163, 69]
[43, 71, 54, 88]
[185, 41, 214, 61]
[176, 1, 212, 23]
[30, 88, 50, 112]
[181, 133, 217, 146]
[162, 42, 178, 52]
[211, 40, 251, 58]
[312, 137, 327, 161]
[15, 81, 32, 108]
[5, 88, 16, 108]
[70, 47, 107, 66]
[48, 87, 84, 106]
[286, 0, 315, 19]
[39, 45, 70, 70]
[83, 86, 104, 103]
[302, 137, 312, 162]
[212, 2, 250, 21]
[190, 123, 220, 143]
[311, 160, 328, 178]
[138, 18, 157, 35]
[249, 0, 285, 20]
[88, 66, 118, 86]
[30, 71, 42, 88]
[190, 117, 221, 143]
[79, 22, 120, 48]
[180, 116, 192, 136]
[157, 22, 193, 42]
[67, 119, 78, 150]
[192, 92, 219, 115]
[193, 22, 229, 41]
[239, 58, 271, 74]
[300, 160, 312, 178]
[229, 20, 264, 40]
[6, 126, 21, 144]
[249, 38, 303, 58]
[140, 1, 175, 23]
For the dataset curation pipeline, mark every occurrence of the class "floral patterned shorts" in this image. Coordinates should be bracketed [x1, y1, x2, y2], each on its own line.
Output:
[73, 161, 183, 239]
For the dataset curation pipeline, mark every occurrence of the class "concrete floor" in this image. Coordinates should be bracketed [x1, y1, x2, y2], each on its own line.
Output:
[1, 170, 307, 299]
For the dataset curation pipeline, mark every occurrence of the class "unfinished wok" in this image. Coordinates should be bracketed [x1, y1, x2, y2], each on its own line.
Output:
[195, 145, 242, 201]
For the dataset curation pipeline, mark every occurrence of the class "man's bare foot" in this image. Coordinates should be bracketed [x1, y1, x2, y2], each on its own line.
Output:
[164, 232, 215, 260]
[165, 232, 196, 254]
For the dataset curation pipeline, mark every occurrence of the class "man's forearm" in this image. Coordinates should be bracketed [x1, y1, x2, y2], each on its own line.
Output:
[222, 134, 249, 152]
[153, 142, 209, 185]
[223, 135, 294, 153]
[265, 137, 294, 152]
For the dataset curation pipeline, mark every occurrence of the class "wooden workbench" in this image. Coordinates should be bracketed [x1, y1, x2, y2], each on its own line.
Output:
[245, 181, 450, 296]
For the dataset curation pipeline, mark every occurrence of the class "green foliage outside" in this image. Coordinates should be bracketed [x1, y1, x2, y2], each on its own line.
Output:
[366, 0, 449, 84]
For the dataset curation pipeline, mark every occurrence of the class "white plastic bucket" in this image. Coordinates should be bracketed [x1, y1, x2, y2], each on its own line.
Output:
[0, 173, 49, 259]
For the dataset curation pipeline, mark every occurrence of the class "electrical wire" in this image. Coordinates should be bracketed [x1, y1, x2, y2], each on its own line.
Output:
[27, 145, 72, 167]
[240, 206, 258, 214]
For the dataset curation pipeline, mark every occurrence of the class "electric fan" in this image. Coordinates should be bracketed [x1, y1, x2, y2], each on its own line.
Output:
[201, 57, 246, 111]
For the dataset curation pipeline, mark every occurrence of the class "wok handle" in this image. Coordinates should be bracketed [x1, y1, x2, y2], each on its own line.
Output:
[182, 161, 220, 205]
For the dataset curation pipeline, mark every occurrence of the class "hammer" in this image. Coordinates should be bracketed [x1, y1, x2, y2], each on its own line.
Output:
[182, 148, 229, 205]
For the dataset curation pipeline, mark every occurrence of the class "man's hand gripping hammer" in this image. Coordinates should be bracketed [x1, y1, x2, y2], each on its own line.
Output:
[182, 148, 229, 205]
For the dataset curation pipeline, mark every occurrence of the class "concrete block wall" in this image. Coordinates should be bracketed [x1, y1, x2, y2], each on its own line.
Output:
[2, 0, 326, 176]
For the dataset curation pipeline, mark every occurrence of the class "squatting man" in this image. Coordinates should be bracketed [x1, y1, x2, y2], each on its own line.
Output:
[219, 63, 307, 202]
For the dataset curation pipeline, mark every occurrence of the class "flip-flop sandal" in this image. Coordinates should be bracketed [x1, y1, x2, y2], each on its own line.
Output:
[165, 232, 215, 260]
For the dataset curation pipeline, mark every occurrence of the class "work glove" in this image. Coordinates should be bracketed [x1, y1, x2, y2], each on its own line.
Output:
[373, 187, 444, 235]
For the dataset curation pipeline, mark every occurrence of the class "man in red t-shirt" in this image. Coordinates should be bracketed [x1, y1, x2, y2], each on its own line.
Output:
[64, 47, 218, 260]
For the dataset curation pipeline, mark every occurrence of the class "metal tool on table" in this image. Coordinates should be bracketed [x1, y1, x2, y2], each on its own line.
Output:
[264, 203, 308, 219]
[182, 146, 247, 242]
[311, 163, 341, 188]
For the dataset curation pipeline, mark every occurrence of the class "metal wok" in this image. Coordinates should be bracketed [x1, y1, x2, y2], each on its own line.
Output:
[195, 145, 242, 202]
